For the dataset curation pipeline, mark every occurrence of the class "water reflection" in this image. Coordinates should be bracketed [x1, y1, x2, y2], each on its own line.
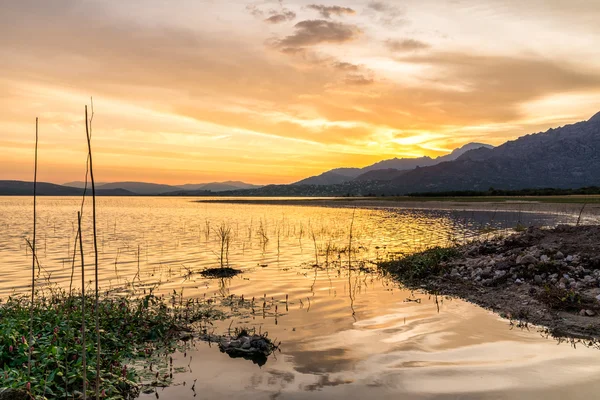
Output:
[1, 197, 599, 399]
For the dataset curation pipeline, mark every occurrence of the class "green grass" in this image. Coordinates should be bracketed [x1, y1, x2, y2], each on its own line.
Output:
[0, 288, 222, 399]
[379, 246, 460, 282]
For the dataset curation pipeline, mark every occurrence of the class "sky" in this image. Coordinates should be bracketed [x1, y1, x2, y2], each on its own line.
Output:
[1, 0, 600, 185]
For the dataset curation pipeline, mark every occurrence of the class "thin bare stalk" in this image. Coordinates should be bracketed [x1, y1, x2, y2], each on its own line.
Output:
[85, 102, 101, 399]
[576, 203, 587, 226]
[78, 211, 87, 400]
[28, 117, 38, 381]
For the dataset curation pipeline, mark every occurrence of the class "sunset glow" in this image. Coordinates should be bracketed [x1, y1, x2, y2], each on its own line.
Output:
[2, 0, 600, 184]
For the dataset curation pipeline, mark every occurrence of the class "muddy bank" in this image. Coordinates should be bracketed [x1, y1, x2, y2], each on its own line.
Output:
[379, 225, 600, 340]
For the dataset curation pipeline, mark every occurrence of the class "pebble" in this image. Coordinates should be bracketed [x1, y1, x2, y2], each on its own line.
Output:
[555, 251, 565, 259]
[515, 278, 523, 284]
[566, 255, 574, 262]
[517, 254, 538, 265]
[534, 275, 543, 284]
[540, 255, 550, 263]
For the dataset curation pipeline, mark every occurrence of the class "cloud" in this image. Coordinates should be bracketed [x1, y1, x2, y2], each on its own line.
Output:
[264, 9, 296, 24]
[246, 4, 264, 18]
[307, 5, 356, 19]
[344, 74, 374, 85]
[332, 61, 360, 71]
[386, 39, 429, 52]
[367, 1, 388, 12]
[276, 20, 361, 49]
[366, 1, 405, 26]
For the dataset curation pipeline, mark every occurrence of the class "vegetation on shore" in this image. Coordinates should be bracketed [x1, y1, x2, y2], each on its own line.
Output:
[378, 247, 460, 282]
[0, 288, 221, 399]
[407, 186, 600, 197]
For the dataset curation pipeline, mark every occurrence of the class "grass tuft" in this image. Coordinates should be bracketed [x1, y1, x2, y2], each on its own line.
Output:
[379, 246, 460, 282]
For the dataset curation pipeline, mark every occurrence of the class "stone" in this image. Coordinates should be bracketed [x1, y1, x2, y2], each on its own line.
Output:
[515, 278, 523, 284]
[566, 255, 574, 262]
[596, 294, 600, 302]
[540, 255, 550, 263]
[534, 275, 543, 284]
[586, 310, 597, 317]
[555, 251, 565, 259]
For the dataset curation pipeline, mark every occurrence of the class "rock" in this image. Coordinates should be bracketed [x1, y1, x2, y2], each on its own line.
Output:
[515, 278, 523, 284]
[540, 255, 550, 263]
[586, 310, 597, 317]
[555, 251, 565, 259]
[534, 275, 543, 284]
[482, 266, 493, 278]
[579, 309, 587, 316]
[566, 255, 574, 262]
[596, 294, 600, 302]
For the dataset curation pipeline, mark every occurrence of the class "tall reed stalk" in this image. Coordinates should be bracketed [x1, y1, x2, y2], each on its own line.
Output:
[85, 103, 101, 399]
[27, 117, 38, 382]
[78, 211, 87, 399]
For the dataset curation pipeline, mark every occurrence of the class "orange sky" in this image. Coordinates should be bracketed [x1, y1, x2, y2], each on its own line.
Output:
[1, 0, 600, 185]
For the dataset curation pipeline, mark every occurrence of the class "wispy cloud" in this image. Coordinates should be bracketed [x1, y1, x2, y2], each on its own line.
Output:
[332, 61, 361, 71]
[386, 39, 430, 52]
[275, 19, 361, 49]
[265, 9, 296, 24]
[307, 5, 355, 19]
[366, 1, 405, 26]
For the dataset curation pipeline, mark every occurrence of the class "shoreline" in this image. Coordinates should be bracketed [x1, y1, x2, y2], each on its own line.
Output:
[379, 225, 600, 340]
[195, 198, 600, 218]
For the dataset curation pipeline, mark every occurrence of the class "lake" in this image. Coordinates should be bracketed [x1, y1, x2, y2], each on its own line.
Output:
[1, 197, 599, 399]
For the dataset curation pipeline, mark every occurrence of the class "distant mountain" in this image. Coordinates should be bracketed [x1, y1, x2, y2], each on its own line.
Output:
[211, 112, 600, 196]
[294, 168, 362, 186]
[295, 142, 494, 185]
[63, 180, 261, 194]
[63, 181, 109, 189]
[0, 181, 134, 196]
[90, 182, 179, 195]
[176, 181, 262, 192]
[354, 168, 409, 182]
[380, 112, 600, 193]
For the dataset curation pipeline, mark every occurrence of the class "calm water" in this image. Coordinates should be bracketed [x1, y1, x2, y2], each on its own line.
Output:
[1, 197, 599, 399]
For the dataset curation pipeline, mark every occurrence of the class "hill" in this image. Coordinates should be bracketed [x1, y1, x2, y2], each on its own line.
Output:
[0, 181, 134, 196]
[383, 111, 600, 193]
[215, 112, 600, 196]
[295, 143, 493, 185]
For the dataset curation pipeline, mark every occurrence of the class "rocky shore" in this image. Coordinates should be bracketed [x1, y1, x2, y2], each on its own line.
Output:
[380, 225, 600, 340]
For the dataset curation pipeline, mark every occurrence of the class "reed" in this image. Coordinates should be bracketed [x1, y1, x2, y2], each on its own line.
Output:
[27, 117, 38, 382]
[215, 223, 232, 268]
[84, 102, 101, 400]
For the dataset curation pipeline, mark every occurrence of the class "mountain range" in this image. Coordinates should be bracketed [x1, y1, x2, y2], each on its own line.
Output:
[294, 142, 494, 185]
[214, 111, 600, 196]
[3, 112, 599, 197]
[62, 181, 262, 194]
